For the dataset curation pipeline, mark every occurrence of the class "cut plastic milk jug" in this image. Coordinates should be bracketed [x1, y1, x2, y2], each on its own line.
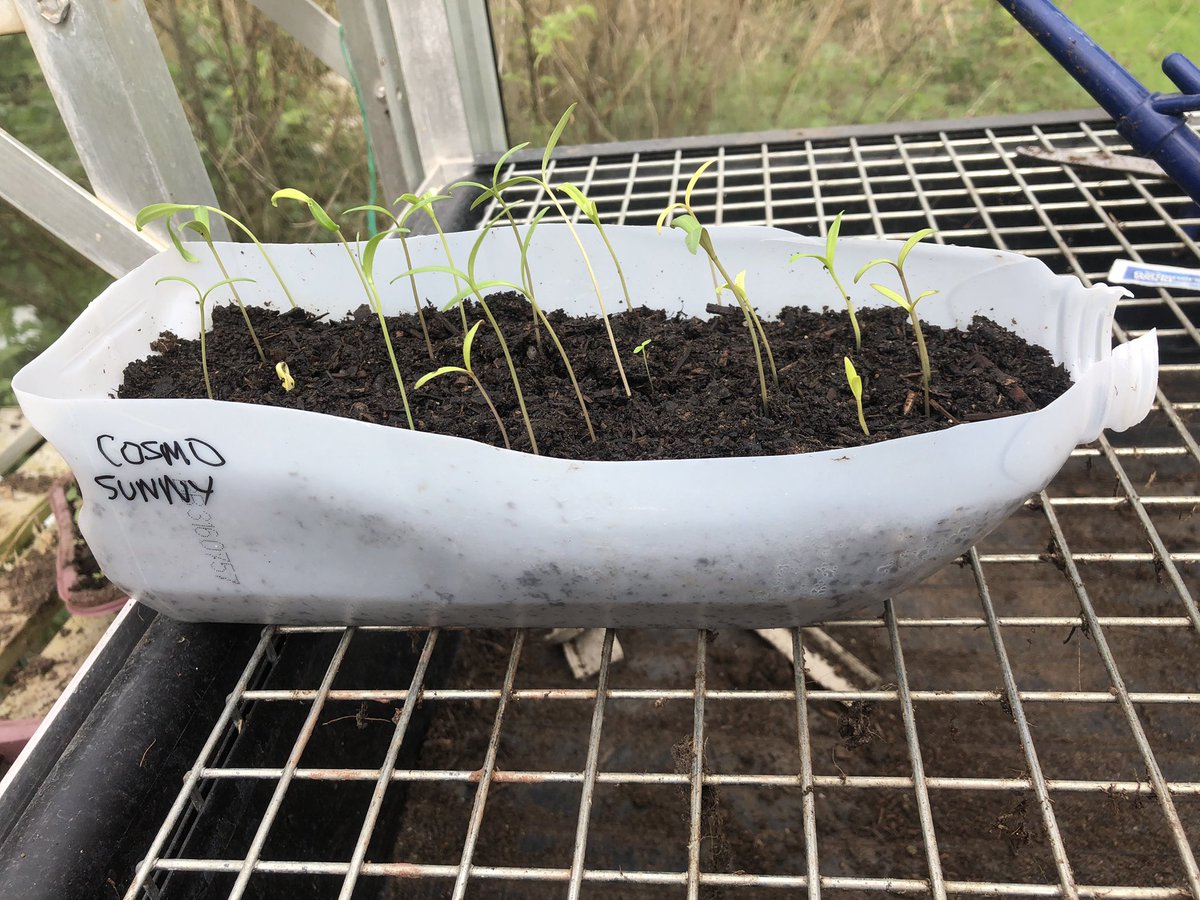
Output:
[13, 226, 1157, 626]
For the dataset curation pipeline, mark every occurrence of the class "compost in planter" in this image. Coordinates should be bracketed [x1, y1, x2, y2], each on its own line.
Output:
[14, 227, 1154, 626]
[118, 295, 1071, 461]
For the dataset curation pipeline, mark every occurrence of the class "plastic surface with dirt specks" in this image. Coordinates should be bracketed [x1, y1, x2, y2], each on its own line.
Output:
[12, 225, 1157, 626]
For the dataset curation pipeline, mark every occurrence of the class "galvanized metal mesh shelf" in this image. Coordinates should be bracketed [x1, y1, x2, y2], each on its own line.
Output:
[125, 115, 1200, 899]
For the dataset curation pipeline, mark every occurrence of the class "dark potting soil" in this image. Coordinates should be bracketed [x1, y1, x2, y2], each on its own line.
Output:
[118, 295, 1072, 461]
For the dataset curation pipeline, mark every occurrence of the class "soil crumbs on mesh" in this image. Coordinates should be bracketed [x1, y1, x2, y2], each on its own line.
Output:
[119, 295, 1071, 461]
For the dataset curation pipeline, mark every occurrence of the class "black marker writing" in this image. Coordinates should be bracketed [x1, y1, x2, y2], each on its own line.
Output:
[95, 434, 226, 469]
[94, 474, 215, 506]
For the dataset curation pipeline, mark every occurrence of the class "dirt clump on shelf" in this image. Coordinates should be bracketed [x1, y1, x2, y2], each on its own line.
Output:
[119, 296, 1071, 461]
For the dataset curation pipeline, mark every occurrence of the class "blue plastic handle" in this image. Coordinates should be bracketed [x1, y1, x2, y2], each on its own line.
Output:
[997, 0, 1200, 206]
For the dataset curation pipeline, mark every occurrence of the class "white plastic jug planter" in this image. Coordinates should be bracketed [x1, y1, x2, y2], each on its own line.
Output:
[13, 226, 1156, 627]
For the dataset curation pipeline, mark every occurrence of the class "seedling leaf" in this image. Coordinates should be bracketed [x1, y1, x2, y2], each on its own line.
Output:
[558, 182, 597, 223]
[467, 185, 500, 210]
[788, 250, 829, 266]
[684, 159, 716, 207]
[853, 257, 893, 284]
[913, 288, 939, 305]
[442, 285, 476, 311]
[844, 355, 869, 437]
[362, 228, 406, 285]
[826, 211, 844, 264]
[271, 188, 338, 232]
[655, 202, 689, 233]
[870, 282, 910, 311]
[898, 228, 936, 267]
[474, 278, 527, 296]
[180, 216, 210, 242]
[493, 175, 541, 192]
[165, 219, 200, 263]
[493, 141, 531, 186]
[843, 356, 862, 395]
[414, 366, 467, 390]
[201, 276, 257, 300]
[345, 204, 400, 226]
[135, 202, 193, 231]
[542, 103, 577, 177]
[389, 263, 470, 284]
[522, 208, 550, 257]
[463, 320, 483, 371]
[670, 213, 704, 254]
[155, 275, 201, 293]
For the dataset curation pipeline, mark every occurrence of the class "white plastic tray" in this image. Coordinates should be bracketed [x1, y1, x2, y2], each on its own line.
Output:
[13, 225, 1157, 626]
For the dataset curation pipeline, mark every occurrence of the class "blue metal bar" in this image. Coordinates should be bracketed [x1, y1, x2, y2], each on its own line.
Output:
[1164, 53, 1200, 94]
[997, 0, 1200, 206]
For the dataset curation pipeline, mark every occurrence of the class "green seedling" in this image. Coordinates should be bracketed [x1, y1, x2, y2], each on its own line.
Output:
[344, 203, 434, 359]
[181, 209, 266, 364]
[537, 105, 631, 396]
[395, 191, 469, 331]
[853, 228, 938, 416]
[844, 356, 869, 437]
[454, 133, 630, 415]
[271, 188, 415, 430]
[414, 320, 511, 450]
[451, 142, 545, 347]
[633, 338, 653, 390]
[712, 269, 773, 411]
[136, 202, 297, 309]
[137, 205, 267, 364]
[391, 261, 540, 454]
[788, 211, 861, 351]
[557, 181, 633, 313]
[154, 275, 256, 401]
[275, 361, 295, 392]
[475, 205, 596, 442]
[658, 163, 778, 411]
[440, 171, 598, 443]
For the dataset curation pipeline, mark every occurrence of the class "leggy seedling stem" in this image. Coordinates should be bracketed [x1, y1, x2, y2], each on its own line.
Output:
[345, 204, 435, 360]
[392, 263, 540, 454]
[844, 356, 869, 436]
[136, 202, 297, 308]
[634, 339, 653, 391]
[472, 207, 596, 442]
[181, 210, 267, 364]
[788, 211, 862, 351]
[451, 142, 544, 348]
[868, 281, 937, 417]
[539, 104, 631, 397]
[414, 321, 511, 450]
[714, 268, 770, 411]
[271, 189, 416, 430]
[657, 159, 778, 410]
[154, 275, 256, 401]
[396, 192, 469, 332]
[137, 204, 267, 363]
[853, 228, 938, 416]
[558, 181, 634, 312]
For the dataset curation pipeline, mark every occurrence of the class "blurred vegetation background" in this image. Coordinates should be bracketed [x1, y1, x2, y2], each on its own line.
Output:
[0, 0, 1196, 399]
